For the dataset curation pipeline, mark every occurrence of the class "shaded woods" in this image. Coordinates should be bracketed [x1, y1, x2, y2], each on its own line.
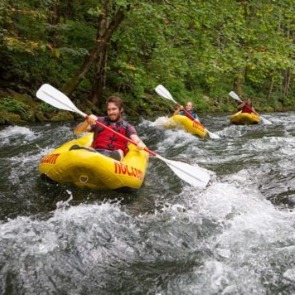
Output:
[1, 0, 295, 124]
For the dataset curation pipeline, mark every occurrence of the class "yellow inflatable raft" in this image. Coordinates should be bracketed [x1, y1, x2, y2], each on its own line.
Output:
[164, 115, 208, 138]
[39, 133, 149, 190]
[230, 111, 260, 125]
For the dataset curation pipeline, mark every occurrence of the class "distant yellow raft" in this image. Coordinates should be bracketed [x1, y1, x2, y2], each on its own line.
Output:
[164, 115, 208, 138]
[230, 111, 260, 125]
[39, 133, 149, 190]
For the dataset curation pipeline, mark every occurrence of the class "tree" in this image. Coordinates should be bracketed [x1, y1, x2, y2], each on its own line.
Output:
[62, 2, 128, 105]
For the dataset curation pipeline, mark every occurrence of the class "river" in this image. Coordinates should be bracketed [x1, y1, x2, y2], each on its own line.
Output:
[1, 112, 295, 294]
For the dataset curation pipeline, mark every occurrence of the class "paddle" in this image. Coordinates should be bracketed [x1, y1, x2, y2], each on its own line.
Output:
[155, 85, 220, 139]
[36, 83, 211, 188]
[228, 91, 272, 125]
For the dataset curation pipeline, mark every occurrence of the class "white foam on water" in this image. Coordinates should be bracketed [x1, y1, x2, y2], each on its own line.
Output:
[283, 267, 295, 282]
[0, 125, 34, 137]
[244, 136, 295, 154]
[217, 125, 244, 138]
[0, 201, 141, 291]
[0, 176, 294, 294]
[155, 129, 199, 153]
[147, 116, 171, 127]
[158, 179, 295, 294]
[0, 125, 36, 147]
[6, 149, 46, 185]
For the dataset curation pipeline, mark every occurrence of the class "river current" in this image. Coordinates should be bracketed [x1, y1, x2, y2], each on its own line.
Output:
[1, 112, 295, 294]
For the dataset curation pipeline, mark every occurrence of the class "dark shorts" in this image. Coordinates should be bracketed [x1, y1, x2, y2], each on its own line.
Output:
[95, 149, 122, 161]
[69, 145, 122, 161]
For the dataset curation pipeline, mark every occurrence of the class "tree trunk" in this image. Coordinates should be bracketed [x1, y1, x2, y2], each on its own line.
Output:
[267, 73, 274, 101]
[91, 1, 110, 106]
[91, 47, 108, 106]
[283, 68, 291, 98]
[233, 68, 244, 97]
[62, 8, 126, 98]
[48, 4, 61, 48]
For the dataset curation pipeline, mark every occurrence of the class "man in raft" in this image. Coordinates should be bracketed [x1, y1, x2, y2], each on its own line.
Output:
[173, 101, 200, 123]
[237, 98, 258, 115]
[74, 96, 146, 161]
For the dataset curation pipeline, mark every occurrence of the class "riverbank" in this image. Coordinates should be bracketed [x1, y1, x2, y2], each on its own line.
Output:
[0, 87, 294, 125]
[0, 87, 174, 125]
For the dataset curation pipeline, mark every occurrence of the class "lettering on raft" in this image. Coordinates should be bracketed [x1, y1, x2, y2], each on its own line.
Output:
[114, 162, 144, 180]
[41, 154, 60, 165]
[192, 121, 202, 129]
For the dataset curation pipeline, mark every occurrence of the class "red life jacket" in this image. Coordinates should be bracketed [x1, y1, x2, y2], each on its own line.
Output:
[241, 104, 253, 113]
[92, 117, 129, 154]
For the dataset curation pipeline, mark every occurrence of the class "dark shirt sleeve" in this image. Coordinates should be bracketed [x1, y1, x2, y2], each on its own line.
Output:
[126, 124, 137, 138]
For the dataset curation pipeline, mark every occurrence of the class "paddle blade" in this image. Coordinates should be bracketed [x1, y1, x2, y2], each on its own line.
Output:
[205, 129, 220, 139]
[260, 116, 272, 125]
[36, 84, 86, 117]
[229, 91, 242, 103]
[155, 85, 177, 104]
[157, 155, 210, 188]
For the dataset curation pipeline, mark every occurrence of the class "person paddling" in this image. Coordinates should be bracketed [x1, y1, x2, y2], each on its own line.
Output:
[237, 98, 258, 115]
[74, 96, 146, 161]
[173, 101, 200, 123]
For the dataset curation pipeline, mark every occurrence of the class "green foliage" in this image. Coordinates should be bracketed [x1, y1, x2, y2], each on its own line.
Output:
[0, 98, 28, 114]
[38, 102, 57, 113]
[2, 0, 295, 114]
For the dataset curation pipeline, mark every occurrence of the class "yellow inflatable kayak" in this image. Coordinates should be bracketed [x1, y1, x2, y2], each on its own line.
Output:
[39, 133, 149, 190]
[230, 111, 260, 125]
[164, 115, 208, 138]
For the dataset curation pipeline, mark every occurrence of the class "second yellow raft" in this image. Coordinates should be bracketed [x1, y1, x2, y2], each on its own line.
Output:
[164, 115, 208, 138]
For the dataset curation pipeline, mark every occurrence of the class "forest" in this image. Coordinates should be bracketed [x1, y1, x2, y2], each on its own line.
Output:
[1, 0, 295, 124]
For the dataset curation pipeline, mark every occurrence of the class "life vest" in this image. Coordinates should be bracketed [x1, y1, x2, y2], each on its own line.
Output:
[92, 117, 129, 154]
[179, 110, 198, 119]
[241, 104, 253, 113]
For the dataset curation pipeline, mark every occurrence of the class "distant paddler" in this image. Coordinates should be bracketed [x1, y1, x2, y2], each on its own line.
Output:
[173, 101, 201, 123]
[237, 97, 259, 116]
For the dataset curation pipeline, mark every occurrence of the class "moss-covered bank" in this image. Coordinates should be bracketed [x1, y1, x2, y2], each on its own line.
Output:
[0, 87, 175, 126]
[1, 87, 294, 126]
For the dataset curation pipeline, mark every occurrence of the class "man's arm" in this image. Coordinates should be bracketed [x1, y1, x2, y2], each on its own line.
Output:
[74, 114, 98, 134]
[130, 134, 146, 149]
[173, 105, 183, 115]
[237, 102, 245, 110]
